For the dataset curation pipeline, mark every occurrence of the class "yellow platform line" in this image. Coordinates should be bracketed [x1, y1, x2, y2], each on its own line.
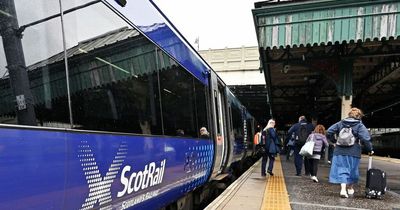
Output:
[261, 156, 291, 210]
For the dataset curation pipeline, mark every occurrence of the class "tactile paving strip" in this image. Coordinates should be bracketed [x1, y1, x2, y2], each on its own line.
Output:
[261, 156, 291, 210]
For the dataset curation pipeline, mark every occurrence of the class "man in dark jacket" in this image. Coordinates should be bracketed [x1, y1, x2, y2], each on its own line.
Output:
[286, 116, 314, 176]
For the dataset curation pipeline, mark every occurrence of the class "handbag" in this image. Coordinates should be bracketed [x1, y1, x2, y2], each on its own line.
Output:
[256, 144, 266, 154]
[287, 139, 295, 146]
[299, 136, 315, 157]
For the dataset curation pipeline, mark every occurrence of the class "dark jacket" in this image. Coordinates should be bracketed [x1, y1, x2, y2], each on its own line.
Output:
[327, 117, 373, 158]
[286, 119, 314, 148]
[262, 128, 281, 155]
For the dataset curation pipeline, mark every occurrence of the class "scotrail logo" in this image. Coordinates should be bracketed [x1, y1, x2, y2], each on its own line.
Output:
[117, 159, 166, 197]
[78, 140, 167, 210]
[78, 141, 128, 210]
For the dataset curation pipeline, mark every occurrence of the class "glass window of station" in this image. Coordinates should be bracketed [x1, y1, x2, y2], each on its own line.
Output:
[0, 0, 208, 138]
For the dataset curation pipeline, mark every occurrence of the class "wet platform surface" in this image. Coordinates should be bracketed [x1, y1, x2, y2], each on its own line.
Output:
[206, 155, 400, 210]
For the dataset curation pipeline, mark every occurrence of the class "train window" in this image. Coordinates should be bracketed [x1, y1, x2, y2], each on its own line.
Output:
[231, 104, 243, 142]
[159, 66, 200, 138]
[61, 1, 163, 135]
[214, 91, 221, 135]
[0, 0, 209, 137]
[194, 80, 209, 138]
[247, 119, 254, 143]
[0, 1, 71, 127]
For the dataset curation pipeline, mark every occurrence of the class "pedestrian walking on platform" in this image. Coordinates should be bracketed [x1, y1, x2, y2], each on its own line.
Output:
[286, 116, 314, 176]
[253, 126, 262, 146]
[286, 132, 295, 161]
[261, 119, 281, 177]
[327, 107, 373, 198]
[305, 124, 329, 183]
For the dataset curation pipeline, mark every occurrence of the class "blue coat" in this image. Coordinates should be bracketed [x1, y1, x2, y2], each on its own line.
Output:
[262, 128, 281, 155]
[327, 117, 373, 158]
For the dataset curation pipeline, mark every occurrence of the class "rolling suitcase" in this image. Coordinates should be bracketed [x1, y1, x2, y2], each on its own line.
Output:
[365, 156, 387, 199]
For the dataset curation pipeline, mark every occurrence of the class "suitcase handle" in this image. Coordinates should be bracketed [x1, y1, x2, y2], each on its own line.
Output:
[368, 156, 372, 170]
[367, 151, 374, 170]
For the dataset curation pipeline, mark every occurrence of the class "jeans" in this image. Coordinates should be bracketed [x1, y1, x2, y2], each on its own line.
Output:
[261, 152, 275, 175]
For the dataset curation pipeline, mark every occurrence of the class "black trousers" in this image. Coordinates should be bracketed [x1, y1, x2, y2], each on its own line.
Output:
[261, 152, 275, 175]
[308, 158, 320, 176]
[304, 156, 310, 175]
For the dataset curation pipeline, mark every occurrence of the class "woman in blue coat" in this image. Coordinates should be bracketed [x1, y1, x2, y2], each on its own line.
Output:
[327, 108, 373, 198]
[261, 119, 281, 176]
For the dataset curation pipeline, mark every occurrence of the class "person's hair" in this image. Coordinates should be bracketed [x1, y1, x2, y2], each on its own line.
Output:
[348, 107, 363, 119]
[200, 127, 209, 136]
[314, 124, 326, 135]
[299, 115, 306, 122]
[265, 119, 275, 129]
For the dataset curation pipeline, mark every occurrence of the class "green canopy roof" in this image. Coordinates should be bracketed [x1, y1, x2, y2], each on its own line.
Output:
[253, 0, 400, 49]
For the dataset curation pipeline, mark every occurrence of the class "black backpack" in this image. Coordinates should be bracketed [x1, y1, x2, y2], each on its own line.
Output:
[295, 123, 308, 146]
[256, 129, 269, 154]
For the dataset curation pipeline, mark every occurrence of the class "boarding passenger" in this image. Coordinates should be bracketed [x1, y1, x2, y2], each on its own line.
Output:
[176, 129, 185, 136]
[199, 127, 210, 138]
[327, 107, 373, 198]
[286, 116, 314, 176]
[261, 119, 281, 177]
[305, 124, 329, 183]
[253, 126, 262, 145]
[253, 126, 263, 155]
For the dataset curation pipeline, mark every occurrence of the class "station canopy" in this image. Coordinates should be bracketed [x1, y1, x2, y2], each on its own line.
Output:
[253, 0, 400, 128]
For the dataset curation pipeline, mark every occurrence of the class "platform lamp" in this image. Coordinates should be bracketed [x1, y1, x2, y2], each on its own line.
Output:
[115, 0, 127, 7]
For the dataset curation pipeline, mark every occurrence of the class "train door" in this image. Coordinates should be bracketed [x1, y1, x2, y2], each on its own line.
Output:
[210, 71, 229, 178]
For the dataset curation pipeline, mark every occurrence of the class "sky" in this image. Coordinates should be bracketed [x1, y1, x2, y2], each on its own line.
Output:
[153, 0, 260, 50]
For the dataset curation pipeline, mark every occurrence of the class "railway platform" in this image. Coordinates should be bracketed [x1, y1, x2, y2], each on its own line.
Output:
[205, 155, 400, 210]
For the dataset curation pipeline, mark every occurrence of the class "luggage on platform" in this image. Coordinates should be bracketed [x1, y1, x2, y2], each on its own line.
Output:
[365, 156, 386, 199]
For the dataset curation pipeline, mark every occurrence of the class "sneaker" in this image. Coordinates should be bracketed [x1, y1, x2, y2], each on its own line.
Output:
[340, 190, 348, 198]
[311, 176, 319, 183]
[347, 188, 354, 195]
[267, 170, 274, 176]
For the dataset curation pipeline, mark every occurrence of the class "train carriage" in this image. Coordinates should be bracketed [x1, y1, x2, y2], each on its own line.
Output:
[0, 0, 256, 209]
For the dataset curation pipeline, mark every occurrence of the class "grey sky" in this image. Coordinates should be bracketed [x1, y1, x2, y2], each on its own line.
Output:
[153, 0, 260, 50]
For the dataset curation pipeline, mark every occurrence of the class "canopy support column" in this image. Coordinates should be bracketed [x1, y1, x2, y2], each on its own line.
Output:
[339, 59, 353, 119]
[0, 0, 36, 125]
